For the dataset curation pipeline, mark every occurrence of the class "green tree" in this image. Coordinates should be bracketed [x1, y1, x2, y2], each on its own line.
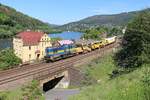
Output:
[108, 27, 122, 36]
[82, 27, 107, 40]
[114, 9, 150, 68]
[0, 49, 21, 70]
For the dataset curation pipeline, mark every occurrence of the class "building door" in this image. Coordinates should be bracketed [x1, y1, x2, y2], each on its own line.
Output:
[37, 54, 40, 60]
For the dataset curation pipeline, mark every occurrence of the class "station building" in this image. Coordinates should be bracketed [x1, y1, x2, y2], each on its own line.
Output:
[13, 31, 52, 63]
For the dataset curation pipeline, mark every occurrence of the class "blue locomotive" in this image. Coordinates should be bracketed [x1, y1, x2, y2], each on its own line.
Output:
[44, 44, 76, 62]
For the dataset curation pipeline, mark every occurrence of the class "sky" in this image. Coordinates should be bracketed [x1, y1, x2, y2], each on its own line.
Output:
[0, 0, 150, 25]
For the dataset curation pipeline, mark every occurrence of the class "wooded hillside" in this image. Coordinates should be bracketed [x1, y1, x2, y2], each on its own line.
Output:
[0, 3, 53, 38]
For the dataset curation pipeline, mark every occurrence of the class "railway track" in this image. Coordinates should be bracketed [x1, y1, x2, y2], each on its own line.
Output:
[0, 42, 119, 86]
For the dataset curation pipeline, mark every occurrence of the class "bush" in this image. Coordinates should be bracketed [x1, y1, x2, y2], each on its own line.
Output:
[0, 80, 44, 100]
[0, 49, 21, 70]
[21, 80, 43, 100]
[0, 92, 10, 100]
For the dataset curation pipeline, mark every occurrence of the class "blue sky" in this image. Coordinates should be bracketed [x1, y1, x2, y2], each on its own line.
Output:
[0, 0, 150, 25]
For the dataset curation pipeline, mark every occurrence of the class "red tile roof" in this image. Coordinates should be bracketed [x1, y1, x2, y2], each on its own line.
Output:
[16, 31, 44, 46]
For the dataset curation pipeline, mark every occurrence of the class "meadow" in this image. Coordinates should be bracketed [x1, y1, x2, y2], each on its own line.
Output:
[69, 54, 150, 100]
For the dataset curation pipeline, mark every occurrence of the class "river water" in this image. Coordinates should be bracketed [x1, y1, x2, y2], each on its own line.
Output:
[0, 32, 83, 50]
[49, 31, 83, 40]
[0, 39, 12, 50]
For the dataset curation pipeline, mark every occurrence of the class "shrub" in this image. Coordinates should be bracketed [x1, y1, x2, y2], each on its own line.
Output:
[21, 80, 43, 100]
[0, 49, 21, 70]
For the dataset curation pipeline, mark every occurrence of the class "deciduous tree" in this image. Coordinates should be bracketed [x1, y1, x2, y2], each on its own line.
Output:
[114, 9, 150, 68]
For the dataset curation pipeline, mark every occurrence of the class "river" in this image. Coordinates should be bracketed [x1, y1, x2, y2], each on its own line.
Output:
[0, 39, 12, 50]
[49, 31, 83, 40]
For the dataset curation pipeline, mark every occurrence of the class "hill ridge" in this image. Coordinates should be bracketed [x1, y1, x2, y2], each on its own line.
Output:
[58, 8, 150, 31]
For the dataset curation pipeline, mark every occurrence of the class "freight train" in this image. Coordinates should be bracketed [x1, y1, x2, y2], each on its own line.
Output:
[44, 36, 117, 62]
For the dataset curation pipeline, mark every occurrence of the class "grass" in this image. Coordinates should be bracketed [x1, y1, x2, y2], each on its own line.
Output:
[0, 88, 22, 100]
[69, 54, 150, 100]
[0, 80, 45, 100]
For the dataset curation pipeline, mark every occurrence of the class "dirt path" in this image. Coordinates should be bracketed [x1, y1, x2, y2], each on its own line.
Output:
[45, 88, 80, 100]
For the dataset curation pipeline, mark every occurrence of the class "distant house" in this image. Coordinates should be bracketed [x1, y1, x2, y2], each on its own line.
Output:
[52, 40, 74, 47]
[58, 40, 74, 45]
[13, 31, 52, 63]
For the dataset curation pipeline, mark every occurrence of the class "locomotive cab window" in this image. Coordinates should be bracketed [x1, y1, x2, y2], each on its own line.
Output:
[53, 49, 58, 53]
